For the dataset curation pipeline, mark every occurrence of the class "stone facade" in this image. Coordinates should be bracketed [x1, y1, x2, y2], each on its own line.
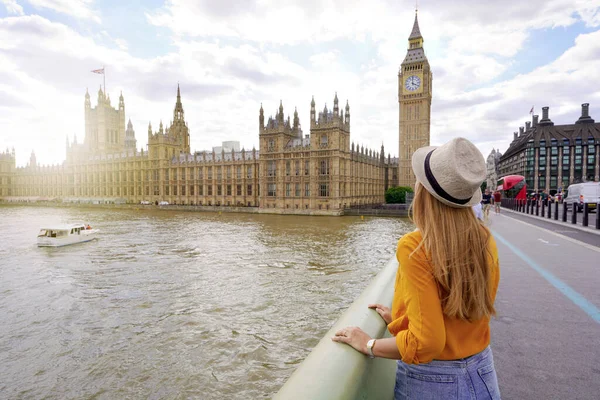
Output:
[2, 86, 398, 215]
[398, 12, 432, 188]
[0, 148, 15, 197]
[485, 149, 502, 190]
[258, 95, 389, 214]
[498, 104, 600, 194]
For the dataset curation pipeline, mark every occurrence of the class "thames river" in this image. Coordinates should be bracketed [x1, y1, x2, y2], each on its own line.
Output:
[0, 206, 412, 399]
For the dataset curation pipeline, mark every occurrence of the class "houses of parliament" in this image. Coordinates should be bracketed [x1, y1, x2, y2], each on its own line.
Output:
[0, 13, 431, 215]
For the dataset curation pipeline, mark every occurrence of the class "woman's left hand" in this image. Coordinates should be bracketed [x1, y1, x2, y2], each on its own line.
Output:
[331, 326, 371, 355]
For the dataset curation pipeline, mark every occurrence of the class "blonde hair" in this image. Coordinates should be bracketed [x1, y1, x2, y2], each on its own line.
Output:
[410, 182, 496, 321]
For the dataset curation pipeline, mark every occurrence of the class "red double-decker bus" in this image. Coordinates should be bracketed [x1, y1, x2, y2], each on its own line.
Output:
[497, 175, 527, 200]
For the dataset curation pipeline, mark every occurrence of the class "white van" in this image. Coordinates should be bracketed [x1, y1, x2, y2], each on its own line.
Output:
[564, 182, 600, 212]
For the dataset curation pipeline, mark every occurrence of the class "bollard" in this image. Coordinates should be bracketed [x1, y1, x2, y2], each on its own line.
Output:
[583, 205, 589, 227]
[571, 202, 577, 224]
[554, 200, 559, 220]
[527, 200, 530, 214]
[536, 200, 539, 216]
[541, 201, 545, 218]
[548, 201, 552, 219]
[596, 205, 600, 229]
[562, 201, 568, 222]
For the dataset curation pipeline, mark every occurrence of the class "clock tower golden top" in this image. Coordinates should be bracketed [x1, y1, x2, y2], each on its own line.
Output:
[398, 11, 432, 188]
[402, 12, 427, 66]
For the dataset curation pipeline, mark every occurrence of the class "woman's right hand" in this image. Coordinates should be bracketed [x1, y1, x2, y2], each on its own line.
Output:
[368, 303, 392, 325]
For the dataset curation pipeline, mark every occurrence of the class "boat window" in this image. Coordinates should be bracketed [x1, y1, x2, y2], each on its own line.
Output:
[37, 229, 47, 237]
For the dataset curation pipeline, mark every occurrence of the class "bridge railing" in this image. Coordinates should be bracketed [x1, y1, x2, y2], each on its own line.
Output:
[274, 256, 399, 400]
[500, 198, 600, 229]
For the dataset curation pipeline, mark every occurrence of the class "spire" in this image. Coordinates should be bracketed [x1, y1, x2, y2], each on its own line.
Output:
[173, 84, 184, 121]
[311, 95, 315, 107]
[293, 107, 299, 130]
[278, 100, 284, 122]
[409, 11, 422, 40]
[333, 92, 339, 113]
[85, 87, 91, 108]
[127, 118, 133, 128]
[345, 100, 350, 125]
[259, 103, 264, 130]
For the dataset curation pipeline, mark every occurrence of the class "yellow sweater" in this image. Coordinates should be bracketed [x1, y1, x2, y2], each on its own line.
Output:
[387, 230, 500, 364]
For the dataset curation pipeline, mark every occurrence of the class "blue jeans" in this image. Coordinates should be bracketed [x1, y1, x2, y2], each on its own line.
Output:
[394, 346, 501, 399]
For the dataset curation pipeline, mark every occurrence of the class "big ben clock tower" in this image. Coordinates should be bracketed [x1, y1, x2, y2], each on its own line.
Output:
[398, 11, 432, 188]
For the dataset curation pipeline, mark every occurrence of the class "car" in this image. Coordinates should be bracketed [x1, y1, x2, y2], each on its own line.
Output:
[140, 200, 151, 205]
[564, 182, 600, 212]
[158, 201, 169, 206]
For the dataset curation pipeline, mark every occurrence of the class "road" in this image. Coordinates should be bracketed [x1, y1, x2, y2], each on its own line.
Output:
[489, 213, 600, 399]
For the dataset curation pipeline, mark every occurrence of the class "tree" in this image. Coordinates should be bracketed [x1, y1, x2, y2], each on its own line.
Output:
[385, 186, 414, 204]
[480, 181, 487, 192]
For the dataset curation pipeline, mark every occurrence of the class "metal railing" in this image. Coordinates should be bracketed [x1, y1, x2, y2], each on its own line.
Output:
[500, 198, 599, 230]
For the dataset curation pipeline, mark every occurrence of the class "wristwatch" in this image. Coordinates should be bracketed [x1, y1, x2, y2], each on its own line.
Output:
[367, 339, 376, 359]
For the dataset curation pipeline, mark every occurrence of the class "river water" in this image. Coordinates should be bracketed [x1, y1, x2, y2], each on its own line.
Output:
[0, 206, 412, 399]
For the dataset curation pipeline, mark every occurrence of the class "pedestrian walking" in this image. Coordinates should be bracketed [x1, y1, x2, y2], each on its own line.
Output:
[473, 202, 484, 220]
[332, 137, 501, 400]
[482, 189, 492, 223]
[493, 190, 502, 214]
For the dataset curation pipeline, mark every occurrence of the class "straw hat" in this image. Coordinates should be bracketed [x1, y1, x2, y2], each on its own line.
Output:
[411, 137, 486, 208]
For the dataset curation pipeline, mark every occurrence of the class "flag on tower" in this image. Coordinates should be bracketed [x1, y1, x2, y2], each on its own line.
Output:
[529, 106, 534, 115]
[91, 68, 104, 74]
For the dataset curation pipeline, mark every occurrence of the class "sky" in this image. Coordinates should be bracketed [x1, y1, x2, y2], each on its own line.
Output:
[0, 0, 600, 167]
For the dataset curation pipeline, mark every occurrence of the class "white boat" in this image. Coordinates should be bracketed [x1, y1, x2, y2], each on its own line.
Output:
[37, 223, 99, 247]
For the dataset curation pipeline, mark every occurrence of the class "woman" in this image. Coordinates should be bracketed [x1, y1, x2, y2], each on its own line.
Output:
[332, 138, 501, 399]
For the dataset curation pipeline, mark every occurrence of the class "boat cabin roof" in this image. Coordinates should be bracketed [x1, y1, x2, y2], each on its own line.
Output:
[40, 223, 87, 231]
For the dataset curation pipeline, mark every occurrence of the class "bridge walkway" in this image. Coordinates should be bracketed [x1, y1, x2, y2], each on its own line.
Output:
[275, 212, 600, 399]
[489, 212, 600, 400]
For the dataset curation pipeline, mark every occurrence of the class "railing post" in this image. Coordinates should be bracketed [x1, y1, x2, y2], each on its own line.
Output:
[562, 201, 568, 222]
[536, 200, 539, 216]
[571, 202, 577, 224]
[541, 201, 545, 218]
[554, 200, 559, 220]
[583, 205, 589, 227]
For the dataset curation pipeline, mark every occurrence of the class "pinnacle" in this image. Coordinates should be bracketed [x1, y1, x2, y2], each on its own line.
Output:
[409, 11, 422, 39]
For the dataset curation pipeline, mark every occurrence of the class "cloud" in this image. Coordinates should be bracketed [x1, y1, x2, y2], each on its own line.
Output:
[1, 0, 23, 15]
[27, 0, 101, 23]
[1, 1, 600, 169]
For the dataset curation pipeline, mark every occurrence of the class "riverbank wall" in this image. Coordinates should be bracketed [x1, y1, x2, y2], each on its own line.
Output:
[0, 200, 408, 217]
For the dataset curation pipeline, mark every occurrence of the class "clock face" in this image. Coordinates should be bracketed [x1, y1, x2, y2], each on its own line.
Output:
[405, 75, 421, 91]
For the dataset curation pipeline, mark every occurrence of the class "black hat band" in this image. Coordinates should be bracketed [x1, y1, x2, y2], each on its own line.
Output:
[424, 149, 472, 205]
